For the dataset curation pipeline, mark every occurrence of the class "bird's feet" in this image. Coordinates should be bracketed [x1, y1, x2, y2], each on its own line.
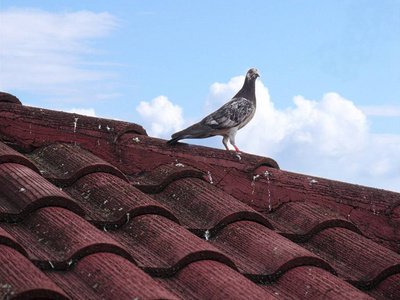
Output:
[227, 146, 241, 152]
[223, 144, 241, 152]
[233, 145, 240, 152]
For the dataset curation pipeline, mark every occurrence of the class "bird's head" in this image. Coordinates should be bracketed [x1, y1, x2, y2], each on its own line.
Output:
[246, 68, 260, 80]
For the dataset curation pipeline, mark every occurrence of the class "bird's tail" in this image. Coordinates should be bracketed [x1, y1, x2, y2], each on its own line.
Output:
[166, 135, 182, 145]
[166, 123, 211, 145]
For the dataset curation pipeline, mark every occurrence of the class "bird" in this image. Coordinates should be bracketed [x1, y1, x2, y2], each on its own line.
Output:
[167, 68, 260, 152]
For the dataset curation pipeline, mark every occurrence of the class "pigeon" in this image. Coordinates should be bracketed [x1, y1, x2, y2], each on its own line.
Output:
[167, 68, 260, 152]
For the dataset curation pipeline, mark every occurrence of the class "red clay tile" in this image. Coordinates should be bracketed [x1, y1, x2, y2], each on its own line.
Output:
[267, 201, 362, 242]
[157, 260, 277, 300]
[367, 273, 400, 300]
[27, 143, 128, 186]
[209, 220, 334, 282]
[0, 163, 84, 221]
[0, 207, 132, 270]
[0, 245, 68, 299]
[217, 165, 400, 252]
[1, 101, 399, 299]
[150, 177, 273, 236]
[301, 227, 400, 288]
[130, 162, 205, 193]
[0, 226, 28, 256]
[347, 207, 400, 253]
[110, 133, 278, 177]
[46, 253, 178, 300]
[261, 266, 374, 299]
[0, 141, 39, 172]
[0, 103, 146, 151]
[0, 92, 21, 104]
[106, 214, 236, 277]
[64, 172, 178, 228]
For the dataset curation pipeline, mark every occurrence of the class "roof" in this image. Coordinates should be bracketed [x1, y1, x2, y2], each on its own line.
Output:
[0, 92, 399, 300]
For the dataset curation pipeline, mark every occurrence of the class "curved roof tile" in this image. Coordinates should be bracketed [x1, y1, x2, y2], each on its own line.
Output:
[0, 163, 84, 221]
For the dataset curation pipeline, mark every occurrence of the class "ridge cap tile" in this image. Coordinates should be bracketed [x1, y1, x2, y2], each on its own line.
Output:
[0, 163, 84, 221]
[0, 92, 21, 104]
[26, 142, 128, 186]
[0, 103, 147, 148]
[116, 133, 278, 176]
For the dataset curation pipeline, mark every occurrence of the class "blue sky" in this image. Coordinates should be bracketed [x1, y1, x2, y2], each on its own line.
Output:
[1, 1, 399, 191]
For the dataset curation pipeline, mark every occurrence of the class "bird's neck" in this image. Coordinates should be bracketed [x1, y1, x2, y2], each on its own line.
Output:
[234, 78, 256, 102]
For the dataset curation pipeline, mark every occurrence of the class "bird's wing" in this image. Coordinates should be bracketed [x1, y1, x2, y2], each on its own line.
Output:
[201, 97, 254, 130]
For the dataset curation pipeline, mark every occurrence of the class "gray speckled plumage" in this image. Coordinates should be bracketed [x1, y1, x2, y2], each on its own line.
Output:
[167, 68, 260, 151]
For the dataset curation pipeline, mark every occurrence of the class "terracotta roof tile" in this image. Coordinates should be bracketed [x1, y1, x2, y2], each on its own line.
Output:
[262, 266, 374, 300]
[0, 207, 131, 270]
[106, 214, 236, 277]
[1, 97, 400, 299]
[45, 253, 178, 300]
[301, 227, 400, 288]
[27, 143, 128, 186]
[157, 260, 276, 300]
[131, 162, 205, 193]
[209, 220, 334, 282]
[0, 92, 21, 104]
[0, 245, 68, 299]
[268, 201, 362, 242]
[0, 141, 39, 172]
[367, 273, 400, 300]
[0, 163, 84, 221]
[63, 172, 177, 228]
[150, 177, 273, 236]
[0, 227, 28, 257]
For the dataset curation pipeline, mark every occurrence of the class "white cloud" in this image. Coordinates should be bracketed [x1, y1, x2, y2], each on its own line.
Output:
[136, 96, 184, 138]
[68, 108, 96, 117]
[204, 76, 400, 192]
[0, 8, 118, 99]
[359, 105, 400, 117]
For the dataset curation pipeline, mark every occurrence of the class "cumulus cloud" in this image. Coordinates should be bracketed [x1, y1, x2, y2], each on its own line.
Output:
[68, 108, 96, 117]
[359, 105, 400, 117]
[204, 75, 400, 192]
[0, 8, 118, 100]
[136, 96, 184, 138]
